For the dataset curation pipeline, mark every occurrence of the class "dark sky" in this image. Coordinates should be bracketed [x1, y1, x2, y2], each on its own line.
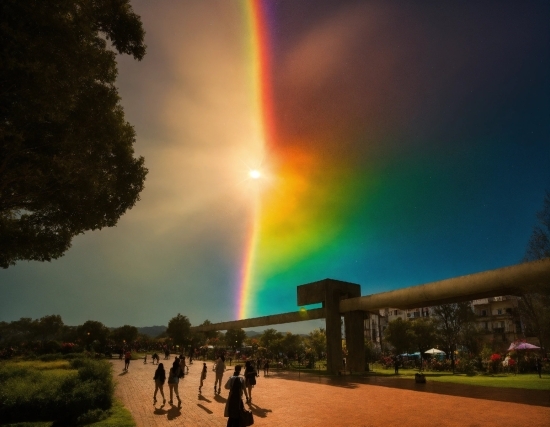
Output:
[1, 1, 548, 332]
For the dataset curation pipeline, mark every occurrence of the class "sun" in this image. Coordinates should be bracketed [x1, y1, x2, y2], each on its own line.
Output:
[249, 169, 261, 179]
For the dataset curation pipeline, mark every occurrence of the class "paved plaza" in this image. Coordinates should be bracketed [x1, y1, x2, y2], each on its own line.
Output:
[112, 358, 550, 427]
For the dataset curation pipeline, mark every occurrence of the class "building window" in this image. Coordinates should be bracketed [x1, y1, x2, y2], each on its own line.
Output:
[497, 309, 502, 315]
[481, 310, 487, 316]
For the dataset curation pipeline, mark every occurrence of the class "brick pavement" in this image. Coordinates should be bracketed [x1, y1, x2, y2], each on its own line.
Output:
[112, 358, 550, 427]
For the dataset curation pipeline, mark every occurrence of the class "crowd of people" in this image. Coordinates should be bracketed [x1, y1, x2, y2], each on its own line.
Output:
[122, 350, 258, 426]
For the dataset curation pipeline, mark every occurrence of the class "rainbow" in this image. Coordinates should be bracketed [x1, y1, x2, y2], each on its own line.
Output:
[236, 1, 367, 319]
[236, 0, 273, 319]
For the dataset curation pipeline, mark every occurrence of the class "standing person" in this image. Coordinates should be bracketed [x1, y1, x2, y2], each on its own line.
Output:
[180, 356, 188, 374]
[214, 355, 226, 395]
[536, 357, 543, 378]
[153, 363, 166, 406]
[244, 360, 257, 403]
[394, 356, 400, 374]
[167, 359, 182, 406]
[224, 365, 249, 427]
[264, 359, 270, 376]
[124, 350, 131, 371]
[199, 362, 207, 393]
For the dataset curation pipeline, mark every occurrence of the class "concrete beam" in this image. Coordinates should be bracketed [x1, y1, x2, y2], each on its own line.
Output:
[339, 258, 550, 313]
[190, 307, 325, 333]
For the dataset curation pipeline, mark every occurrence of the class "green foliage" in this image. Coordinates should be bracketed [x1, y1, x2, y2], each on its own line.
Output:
[0, 357, 114, 425]
[259, 328, 283, 352]
[432, 302, 476, 372]
[0, 0, 147, 268]
[409, 318, 437, 355]
[77, 321, 110, 351]
[109, 325, 138, 346]
[383, 318, 413, 355]
[166, 314, 191, 347]
[521, 190, 550, 354]
[225, 328, 247, 349]
[306, 328, 326, 360]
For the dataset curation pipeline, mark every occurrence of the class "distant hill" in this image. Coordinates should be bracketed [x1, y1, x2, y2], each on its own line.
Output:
[246, 331, 261, 337]
[138, 326, 166, 338]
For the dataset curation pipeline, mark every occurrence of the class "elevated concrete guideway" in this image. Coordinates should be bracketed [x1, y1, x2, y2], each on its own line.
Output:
[191, 258, 550, 374]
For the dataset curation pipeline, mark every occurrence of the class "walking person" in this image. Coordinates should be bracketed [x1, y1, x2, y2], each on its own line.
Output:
[153, 363, 166, 406]
[244, 360, 257, 403]
[199, 362, 207, 393]
[124, 350, 131, 371]
[167, 359, 183, 407]
[224, 365, 249, 427]
[214, 355, 226, 394]
[263, 359, 270, 376]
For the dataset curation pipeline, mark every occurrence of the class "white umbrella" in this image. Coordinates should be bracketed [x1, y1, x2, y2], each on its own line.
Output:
[424, 348, 446, 355]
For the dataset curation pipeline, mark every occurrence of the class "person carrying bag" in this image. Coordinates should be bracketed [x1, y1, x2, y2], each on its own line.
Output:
[224, 365, 253, 427]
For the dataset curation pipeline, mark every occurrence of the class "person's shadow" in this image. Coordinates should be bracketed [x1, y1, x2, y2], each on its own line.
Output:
[247, 402, 272, 418]
[214, 394, 227, 403]
[166, 404, 182, 420]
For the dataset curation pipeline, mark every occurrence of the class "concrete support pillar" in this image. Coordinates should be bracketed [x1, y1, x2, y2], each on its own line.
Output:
[325, 290, 344, 375]
[297, 279, 362, 375]
[344, 310, 365, 372]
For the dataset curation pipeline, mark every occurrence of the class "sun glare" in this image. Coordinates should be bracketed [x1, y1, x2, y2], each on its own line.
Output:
[249, 169, 261, 179]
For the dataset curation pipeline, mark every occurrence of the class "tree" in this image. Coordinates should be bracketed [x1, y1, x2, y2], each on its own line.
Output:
[306, 328, 327, 360]
[35, 315, 64, 341]
[0, 0, 148, 268]
[110, 324, 138, 346]
[280, 332, 303, 359]
[225, 328, 246, 350]
[76, 320, 109, 350]
[520, 190, 550, 354]
[409, 318, 438, 367]
[383, 318, 413, 356]
[259, 328, 283, 352]
[166, 314, 191, 348]
[432, 302, 476, 373]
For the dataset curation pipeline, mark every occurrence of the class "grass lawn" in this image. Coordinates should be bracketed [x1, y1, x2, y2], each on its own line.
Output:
[282, 362, 550, 390]
[366, 365, 550, 390]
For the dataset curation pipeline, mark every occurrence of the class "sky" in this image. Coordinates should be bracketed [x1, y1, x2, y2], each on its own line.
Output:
[1, 0, 549, 333]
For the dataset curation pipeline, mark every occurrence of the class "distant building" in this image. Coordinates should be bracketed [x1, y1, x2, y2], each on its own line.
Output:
[471, 296, 521, 344]
[370, 296, 523, 349]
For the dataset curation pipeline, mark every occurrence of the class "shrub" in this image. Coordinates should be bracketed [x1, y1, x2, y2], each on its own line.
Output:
[0, 358, 114, 425]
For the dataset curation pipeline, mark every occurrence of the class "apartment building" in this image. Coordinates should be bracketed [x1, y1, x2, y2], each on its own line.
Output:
[372, 296, 522, 345]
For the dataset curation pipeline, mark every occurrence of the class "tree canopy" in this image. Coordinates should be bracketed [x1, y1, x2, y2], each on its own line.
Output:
[520, 190, 550, 352]
[166, 314, 191, 347]
[0, 0, 148, 268]
[225, 328, 246, 349]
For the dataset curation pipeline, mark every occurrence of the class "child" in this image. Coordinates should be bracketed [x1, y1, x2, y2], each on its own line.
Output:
[199, 362, 207, 393]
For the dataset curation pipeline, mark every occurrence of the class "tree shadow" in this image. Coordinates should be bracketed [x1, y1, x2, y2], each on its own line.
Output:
[273, 370, 550, 407]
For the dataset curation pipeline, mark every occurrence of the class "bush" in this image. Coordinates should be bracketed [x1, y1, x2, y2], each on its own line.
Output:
[0, 358, 114, 425]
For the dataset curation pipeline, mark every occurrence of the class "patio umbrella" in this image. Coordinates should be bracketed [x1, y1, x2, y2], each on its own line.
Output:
[424, 348, 446, 355]
[507, 342, 540, 352]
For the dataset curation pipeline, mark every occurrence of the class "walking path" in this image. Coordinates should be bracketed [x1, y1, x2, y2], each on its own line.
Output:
[112, 358, 550, 427]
